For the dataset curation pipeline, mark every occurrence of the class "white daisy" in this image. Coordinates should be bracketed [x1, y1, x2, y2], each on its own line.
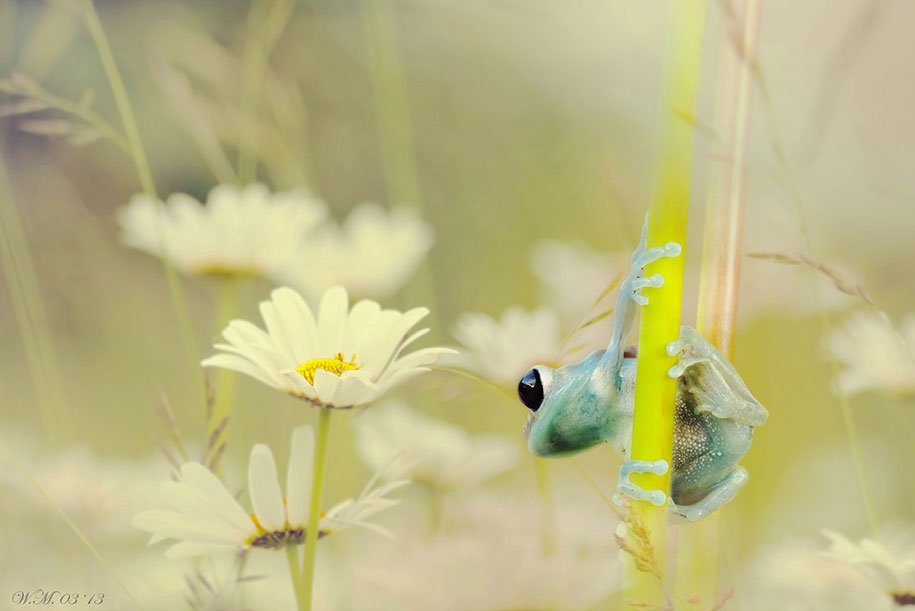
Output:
[202, 285, 454, 409]
[822, 528, 915, 606]
[828, 312, 915, 397]
[117, 183, 327, 277]
[352, 402, 519, 491]
[273, 203, 433, 299]
[529, 239, 625, 324]
[132, 426, 409, 558]
[450, 306, 564, 386]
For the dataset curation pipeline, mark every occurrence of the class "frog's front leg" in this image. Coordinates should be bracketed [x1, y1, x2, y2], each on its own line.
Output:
[667, 326, 768, 427]
[600, 218, 682, 374]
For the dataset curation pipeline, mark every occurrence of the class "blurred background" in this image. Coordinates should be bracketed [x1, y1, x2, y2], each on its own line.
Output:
[1, 1, 913, 609]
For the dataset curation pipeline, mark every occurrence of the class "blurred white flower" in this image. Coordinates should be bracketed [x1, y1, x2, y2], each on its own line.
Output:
[352, 402, 519, 490]
[202, 286, 455, 409]
[133, 425, 408, 558]
[529, 239, 624, 323]
[828, 312, 915, 397]
[822, 528, 915, 606]
[346, 490, 620, 610]
[117, 183, 327, 277]
[275, 203, 433, 299]
[739, 538, 892, 611]
[450, 306, 563, 385]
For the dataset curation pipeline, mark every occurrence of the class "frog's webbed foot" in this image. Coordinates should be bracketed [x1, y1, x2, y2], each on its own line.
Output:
[625, 220, 682, 307]
[613, 459, 669, 508]
[666, 326, 768, 427]
[669, 466, 748, 522]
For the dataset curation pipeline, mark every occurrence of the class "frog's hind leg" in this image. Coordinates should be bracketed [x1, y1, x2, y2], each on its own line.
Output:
[667, 326, 768, 427]
[670, 466, 748, 522]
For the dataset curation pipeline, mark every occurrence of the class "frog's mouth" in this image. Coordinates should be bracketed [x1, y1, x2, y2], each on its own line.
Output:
[522, 410, 538, 439]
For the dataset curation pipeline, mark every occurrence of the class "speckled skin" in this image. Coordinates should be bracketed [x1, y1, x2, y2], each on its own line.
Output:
[520, 222, 767, 521]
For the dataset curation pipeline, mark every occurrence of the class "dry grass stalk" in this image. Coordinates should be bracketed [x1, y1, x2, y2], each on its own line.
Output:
[748, 251, 874, 304]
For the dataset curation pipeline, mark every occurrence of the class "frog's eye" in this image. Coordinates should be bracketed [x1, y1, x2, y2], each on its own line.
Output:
[518, 368, 544, 411]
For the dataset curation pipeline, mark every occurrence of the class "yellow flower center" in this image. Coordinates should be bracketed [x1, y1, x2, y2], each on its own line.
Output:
[295, 353, 361, 385]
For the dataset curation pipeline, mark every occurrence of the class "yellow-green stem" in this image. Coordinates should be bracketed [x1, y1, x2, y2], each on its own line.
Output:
[0, 438, 144, 609]
[675, 1, 759, 607]
[623, 0, 707, 605]
[0, 141, 72, 440]
[286, 544, 306, 610]
[209, 277, 240, 453]
[533, 458, 556, 556]
[81, 0, 203, 409]
[238, 0, 265, 184]
[300, 408, 332, 611]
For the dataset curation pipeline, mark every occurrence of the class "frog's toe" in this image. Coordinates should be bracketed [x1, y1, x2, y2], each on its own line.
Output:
[668, 356, 710, 379]
[634, 241, 682, 269]
[616, 459, 669, 507]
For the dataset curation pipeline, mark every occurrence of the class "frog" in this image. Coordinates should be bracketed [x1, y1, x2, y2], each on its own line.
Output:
[517, 220, 768, 521]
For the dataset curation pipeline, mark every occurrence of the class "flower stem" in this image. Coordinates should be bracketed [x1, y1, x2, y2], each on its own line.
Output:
[300, 408, 332, 611]
[286, 544, 306, 610]
[0, 138, 73, 440]
[0, 438, 144, 610]
[675, 1, 759, 607]
[209, 277, 240, 458]
[533, 458, 556, 556]
[623, 0, 707, 605]
[80, 0, 203, 407]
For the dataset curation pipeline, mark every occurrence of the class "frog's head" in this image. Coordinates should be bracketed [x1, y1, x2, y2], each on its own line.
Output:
[518, 349, 618, 456]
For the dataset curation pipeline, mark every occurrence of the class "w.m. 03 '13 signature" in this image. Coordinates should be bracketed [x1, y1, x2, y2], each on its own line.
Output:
[11, 590, 105, 606]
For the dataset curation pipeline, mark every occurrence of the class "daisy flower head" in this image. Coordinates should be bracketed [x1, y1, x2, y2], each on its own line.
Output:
[353, 402, 519, 491]
[828, 311, 915, 397]
[822, 528, 915, 606]
[202, 285, 455, 409]
[450, 306, 563, 386]
[273, 203, 433, 299]
[117, 183, 327, 277]
[133, 426, 409, 558]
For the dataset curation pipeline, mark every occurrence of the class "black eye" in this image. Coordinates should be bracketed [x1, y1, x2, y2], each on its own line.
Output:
[518, 369, 544, 411]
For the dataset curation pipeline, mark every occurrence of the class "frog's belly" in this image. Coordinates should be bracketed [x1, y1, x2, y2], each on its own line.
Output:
[671, 390, 752, 506]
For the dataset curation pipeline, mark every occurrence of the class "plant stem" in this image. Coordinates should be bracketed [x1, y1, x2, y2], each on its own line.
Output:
[752, 29, 881, 539]
[300, 408, 332, 611]
[209, 277, 240, 456]
[286, 544, 306, 610]
[361, 0, 442, 332]
[534, 458, 556, 556]
[0, 139, 73, 440]
[81, 0, 202, 408]
[0, 438, 145, 609]
[675, 1, 759, 608]
[623, 0, 707, 606]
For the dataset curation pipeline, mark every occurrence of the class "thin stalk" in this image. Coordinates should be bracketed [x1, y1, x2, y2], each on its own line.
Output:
[238, 0, 266, 184]
[533, 458, 556, 556]
[285, 544, 306, 610]
[0, 438, 144, 610]
[300, 408, 332, 611]
[209, 277, 240, 453]
[0, 141, 72, 439]
[675, 1, 759, 607]
[360, 0, 441, 331]
[623, 0, 707, 606]
[753, 37, 880, 538]
[80, 0, 202, 405]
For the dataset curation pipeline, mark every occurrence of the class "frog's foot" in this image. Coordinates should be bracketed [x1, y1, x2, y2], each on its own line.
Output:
[669, 466, 748, 522]
[613, 459, 669, 508]
[624, 233, 682, 307]
[666, 326, 768, 427]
